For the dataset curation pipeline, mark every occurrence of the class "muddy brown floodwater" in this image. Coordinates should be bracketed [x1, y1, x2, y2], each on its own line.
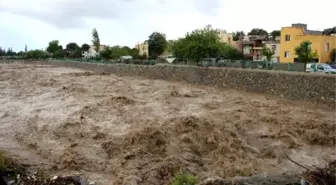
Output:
[0, 63, 335, 185]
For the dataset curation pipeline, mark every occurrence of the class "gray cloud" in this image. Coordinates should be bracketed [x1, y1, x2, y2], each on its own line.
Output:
[192, 0, 220, 16]
[0, 0, 220, 29]
[0, 0, 157, 29]
[1, 7, 88, 29]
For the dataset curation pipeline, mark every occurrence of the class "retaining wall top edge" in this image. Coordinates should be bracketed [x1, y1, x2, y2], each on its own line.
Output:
[2, 60, 335, 78]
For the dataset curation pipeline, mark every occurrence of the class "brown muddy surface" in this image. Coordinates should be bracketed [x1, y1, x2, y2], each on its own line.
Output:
[0, 63, 335, 185]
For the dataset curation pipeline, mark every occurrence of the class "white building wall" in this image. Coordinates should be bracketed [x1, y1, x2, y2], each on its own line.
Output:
[265, 43, 280, 62]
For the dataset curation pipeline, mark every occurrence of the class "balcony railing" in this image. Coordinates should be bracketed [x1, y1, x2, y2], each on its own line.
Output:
[253, 46, 263, 50]
[253, 56, 264, 61]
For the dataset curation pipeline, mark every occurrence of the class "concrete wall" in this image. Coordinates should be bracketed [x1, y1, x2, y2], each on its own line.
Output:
[3, 60, 335, 107]
[271, 63, 305, 72]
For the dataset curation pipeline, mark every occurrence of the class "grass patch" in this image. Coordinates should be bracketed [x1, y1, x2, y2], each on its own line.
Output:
[172, 170, 198, 185]
[0, 151, 7, 171]
[0, 150, 26, 177]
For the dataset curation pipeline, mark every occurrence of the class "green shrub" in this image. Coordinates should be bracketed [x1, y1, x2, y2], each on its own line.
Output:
[155, 58, 167, 63]
[0, 151, 7, 171]
[172, 170, 198, 185]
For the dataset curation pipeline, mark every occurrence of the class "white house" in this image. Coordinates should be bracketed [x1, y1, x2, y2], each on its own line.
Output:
[262, 40, 280, 62]
[82, 45, 106, 59]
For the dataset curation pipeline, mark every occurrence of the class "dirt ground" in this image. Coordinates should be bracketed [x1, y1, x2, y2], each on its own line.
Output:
[0, 63, 335, 185]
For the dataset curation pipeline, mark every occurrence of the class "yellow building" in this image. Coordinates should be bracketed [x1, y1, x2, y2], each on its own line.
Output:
[135, 41, 148, 58]
[218, 30, 235, 45]
[280, 23, 336, 63]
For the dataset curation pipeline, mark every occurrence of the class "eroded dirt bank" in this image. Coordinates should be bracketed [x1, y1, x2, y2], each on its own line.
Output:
[0, 63, 335, 185]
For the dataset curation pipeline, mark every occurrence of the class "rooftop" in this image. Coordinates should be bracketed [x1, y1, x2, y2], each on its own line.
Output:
[284, 23, 323, 35]
[304, 30, 322, 35]
[252, 35, 268, 41]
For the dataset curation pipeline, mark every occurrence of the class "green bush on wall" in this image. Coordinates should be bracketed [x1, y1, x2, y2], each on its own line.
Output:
[171, 170, 198, 185]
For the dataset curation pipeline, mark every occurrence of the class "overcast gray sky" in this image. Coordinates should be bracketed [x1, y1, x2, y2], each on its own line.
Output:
[0, 0, 334, 51]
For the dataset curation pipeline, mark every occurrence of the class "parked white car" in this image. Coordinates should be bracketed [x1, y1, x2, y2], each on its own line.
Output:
[306, 63, 336, 74]
[306, 63, 314, 73]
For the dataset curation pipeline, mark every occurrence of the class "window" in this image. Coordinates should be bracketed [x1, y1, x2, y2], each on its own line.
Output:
[271, 45, 276, 51]
[284, 51, 290, 58]
[243, 46, 251, 55]
[285, 35, 291, 41]
[325, 43, 330, 51]
[317, 64, 324, 70]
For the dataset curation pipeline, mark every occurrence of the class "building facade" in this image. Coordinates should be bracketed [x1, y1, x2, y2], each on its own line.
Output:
[241, 35, 268, 61]
[238, 35, 281, 62]
[280, 23, 336, 63]
[263, 40, 280, 62]
[135, 42, 149, 58]
[218, 30, 234, 45]
[82, 45, 106, 58]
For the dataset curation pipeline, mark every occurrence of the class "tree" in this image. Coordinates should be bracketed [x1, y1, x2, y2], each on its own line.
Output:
[322, 26, 336, 35]
[270, 30, 280, 40]
[6, 48, 13, 56]
[262, 46, 275, 61]
[121, 46, 132, 55]
[248, 28, 268, 37]
[233, 31, 245, 41]
[166, 40, 176, 53]
[54, 50, 65, 58]
[92, 28, 100, 53]
[4, 48, 17, 56]
[18, 51, 25, 56]
[148, 32, 167, 59]
[99, 45, 134, 59]
[81, 43, 90, 52]
[129, 48, 147, 59]
[130, 48, 140, 59]
[0, 47, 5, 56]
[26, 50, 48, 59]
[221, 45, 243, 59]
[73, 49, 83, 58]
[330, 48, 336, 62]
[172, 25, 242, 60]
[294, 41, 318, 63]
[46, 40, 63, 58]
[47, 40, 61, 54]
[66, 42, 80, 51]
[100, 46, 112, 59]
[110, 46, 131, 59]
[65, 42, 81, 58]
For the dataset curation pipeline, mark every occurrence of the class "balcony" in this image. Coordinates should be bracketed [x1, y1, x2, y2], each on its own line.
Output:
[262, 40, 280, 44]
[253, 46, 263, 50]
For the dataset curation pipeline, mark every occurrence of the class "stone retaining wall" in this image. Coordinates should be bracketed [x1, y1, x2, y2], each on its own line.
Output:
[3, 60, 335, 107]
